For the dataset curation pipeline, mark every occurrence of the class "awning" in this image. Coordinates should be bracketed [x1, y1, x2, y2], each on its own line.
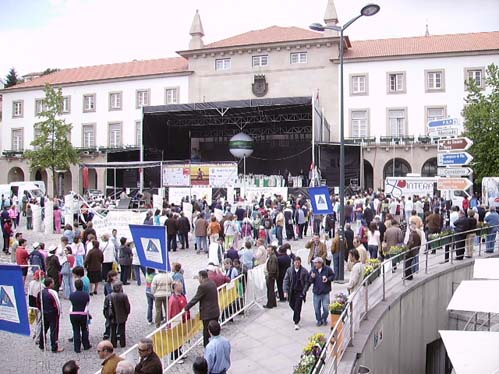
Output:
[440, 330, 499, 374]
[80, 161, 162, 169]
[473, 259, 499, 279]
[447, 280, 499, 313]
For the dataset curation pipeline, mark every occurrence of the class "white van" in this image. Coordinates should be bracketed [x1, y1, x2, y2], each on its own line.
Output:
[0, 184, 12, 200]
[10, 183, 43, 203]
[10, 181, 46, 196]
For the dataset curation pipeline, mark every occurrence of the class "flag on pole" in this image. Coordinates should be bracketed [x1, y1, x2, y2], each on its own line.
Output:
[129, 224, 171, 272]
[0, 265, 30, 336]
[309, 186, 334, 214]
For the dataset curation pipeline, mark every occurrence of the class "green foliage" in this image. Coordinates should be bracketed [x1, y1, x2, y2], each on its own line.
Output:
[462, 64, 499, 179]
[41, 68, 59, 76]
[24, 84, 79, 196]
[5, 67, 19, 88]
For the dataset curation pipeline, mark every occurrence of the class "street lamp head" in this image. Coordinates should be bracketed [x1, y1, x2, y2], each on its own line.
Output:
[309, 23, 325, 32]
[360, 3, 380, 17]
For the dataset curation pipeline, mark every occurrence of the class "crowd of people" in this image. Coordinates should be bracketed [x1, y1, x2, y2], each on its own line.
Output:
[3, 186, 499, 374]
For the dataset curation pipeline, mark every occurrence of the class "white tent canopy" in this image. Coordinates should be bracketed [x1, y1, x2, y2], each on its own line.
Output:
[440, 330, 499, 374]
[473, 259, 499, 279]
[447, 280, 499, 313]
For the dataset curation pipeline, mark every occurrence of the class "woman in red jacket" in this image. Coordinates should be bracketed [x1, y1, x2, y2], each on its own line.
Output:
[168, 281, 190, 363]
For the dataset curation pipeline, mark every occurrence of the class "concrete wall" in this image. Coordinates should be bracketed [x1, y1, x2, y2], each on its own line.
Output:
[342, 261, 474, 374]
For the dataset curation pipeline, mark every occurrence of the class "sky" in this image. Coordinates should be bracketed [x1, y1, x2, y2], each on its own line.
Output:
[0, 0, 498, 77]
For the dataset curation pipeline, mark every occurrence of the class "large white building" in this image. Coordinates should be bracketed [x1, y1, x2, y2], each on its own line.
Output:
[0, 58, 190, 194]
[1, 0, 498, 194]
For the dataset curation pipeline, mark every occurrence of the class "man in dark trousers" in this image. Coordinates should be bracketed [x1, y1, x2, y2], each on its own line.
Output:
[185, 270, 220, 347]
[283, 256, 309, 330]
[177, 212, 190, 249]
[165, 213, 178, 252]
[38, 277, 64, 352]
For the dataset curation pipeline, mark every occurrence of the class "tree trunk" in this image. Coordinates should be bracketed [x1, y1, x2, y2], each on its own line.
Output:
[51, 166, 57, 197]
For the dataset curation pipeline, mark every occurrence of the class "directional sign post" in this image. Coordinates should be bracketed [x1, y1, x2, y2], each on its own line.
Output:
[428, 118, 463, 137]
[438, 152, 473, 167]
[437, 178, 473, 191]
[438, 167, 473, 177]
[438, 137, 473, 152]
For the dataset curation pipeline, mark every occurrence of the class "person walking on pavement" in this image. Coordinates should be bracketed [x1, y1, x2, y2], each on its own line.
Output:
[103, 281, 131, 348]
[38, 277, 64, 353]
[177, 212, 191, 250]
[283, 256, 309, 330]
[204, 321, 231, 374]
[263, 245, 279, 309]
[276, 245, 292, 302]
[185, 270, 220, 347]
[306, 234, 327, 266]
[165, 213, 178, 252]
[117, 237, 133, 285]
[151, 270, 173, 328]
[309, 257, 335, 326]
[484, 207, 499, 253]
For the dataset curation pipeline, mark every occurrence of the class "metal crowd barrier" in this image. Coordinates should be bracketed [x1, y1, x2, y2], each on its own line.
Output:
[312, 224, 499, 374]
[95, 264, 267, 373]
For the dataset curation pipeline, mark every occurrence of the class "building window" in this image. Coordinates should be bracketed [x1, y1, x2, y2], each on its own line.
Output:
[426, 106, 446, 124]
[421, 157, 438, 177]
[135, 121, 142, 146]
[108, 122, 122, 148]
[165, 88, 179, 104]
[350, 74, 368, 95]
[465, 67, 485, 89]
[82, 124, 96, 148]
[108, 92, 122, 111]
[387, 72, 406, 93]
[350, 110, 369, 138]
[387, 108, 407, 137]
[136, 89, 150, 108]
[83, 94, 96, 112]
[290, 52, 307, 64]
[62, 96, 71, 114]
[252, 55, 268, 67]
[35, 99, 45, 115]
[11, 129, 24, 151]
[215, 58, 231, 71]
[12, 100, 23, 118]
[425, 69, 445, 92]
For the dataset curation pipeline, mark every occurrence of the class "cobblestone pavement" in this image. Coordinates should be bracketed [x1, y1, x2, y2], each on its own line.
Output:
[0, 216, 348, 374]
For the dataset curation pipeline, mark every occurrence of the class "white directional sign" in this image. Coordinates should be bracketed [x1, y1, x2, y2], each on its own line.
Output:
[438, 152, 474, 167]
[438, 167, 473, 177]
[428, 117, 463, 137]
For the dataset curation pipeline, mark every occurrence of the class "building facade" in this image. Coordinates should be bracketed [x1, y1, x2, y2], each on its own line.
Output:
[0, 58, 190, 195]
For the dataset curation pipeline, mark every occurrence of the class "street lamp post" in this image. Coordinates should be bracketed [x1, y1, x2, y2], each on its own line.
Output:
[310, 4, 380, 281]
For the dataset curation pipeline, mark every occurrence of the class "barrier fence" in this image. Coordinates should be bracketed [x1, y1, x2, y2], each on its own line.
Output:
[312, 224, 499, 374]
[95, 264, 267, 373]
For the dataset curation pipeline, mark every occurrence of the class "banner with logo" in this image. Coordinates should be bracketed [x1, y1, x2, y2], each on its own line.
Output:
[129, 224, 170, 272]
[309, 186, 334, 214]
[162, 165, 190, 187]
[0, 265, 30, 336]
[162, 163, 238, 188]
[93, 210, 146, 240]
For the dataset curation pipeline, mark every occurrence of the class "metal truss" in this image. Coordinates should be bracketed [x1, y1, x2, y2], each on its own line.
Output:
[191, 125, 312, 138]
[163, 111, 312, 128]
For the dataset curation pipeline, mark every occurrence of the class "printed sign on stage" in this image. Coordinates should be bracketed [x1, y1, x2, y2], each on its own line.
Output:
[162, 165, 190, 187]
[309, 186, 334, 214]
[129, 225, 170, 271]
[190, 165, 210, 186]
[0, 265, 30, 336]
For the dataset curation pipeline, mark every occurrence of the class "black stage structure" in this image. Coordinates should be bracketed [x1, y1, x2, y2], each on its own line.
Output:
[110, 96, 360, 189]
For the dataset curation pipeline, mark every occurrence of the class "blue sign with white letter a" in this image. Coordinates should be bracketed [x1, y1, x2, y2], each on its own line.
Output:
[129, 224, 170, 272]
[309, 186, 334, 214]
[0, 265, 30, 336]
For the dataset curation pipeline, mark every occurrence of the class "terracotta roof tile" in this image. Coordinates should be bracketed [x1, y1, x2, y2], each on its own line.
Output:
[345, 31, 499, 59]
[8, 57, 189, 90]
[204, 26, 323, 49]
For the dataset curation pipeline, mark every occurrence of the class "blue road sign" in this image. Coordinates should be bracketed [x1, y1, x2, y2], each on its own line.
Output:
[427, 118, 459, 128]
[309, 186, 334, 214]
[0, 265, 30, 336]
[438, 152, 473, 166]
[129, 224, 171, 272]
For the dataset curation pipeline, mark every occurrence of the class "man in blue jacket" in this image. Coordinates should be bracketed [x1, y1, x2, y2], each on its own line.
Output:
[309, 257, 335, 326]
[484, 207, 499, 253]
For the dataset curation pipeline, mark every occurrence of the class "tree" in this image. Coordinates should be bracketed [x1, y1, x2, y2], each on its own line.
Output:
[41, 68, 59, 76]
[24, 84, 79, 197]
[4, 67, 19, 88]
[462, 63, 499, 180]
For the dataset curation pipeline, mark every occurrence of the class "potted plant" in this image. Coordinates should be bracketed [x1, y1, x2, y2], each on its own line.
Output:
[440, 230, 453, 246]
[293, 333, 326, 374]
[388, 245, 406, 264]
[428, 233, 441, 250]
[365, 258, 381, 283]
[478, 222, 490, 237]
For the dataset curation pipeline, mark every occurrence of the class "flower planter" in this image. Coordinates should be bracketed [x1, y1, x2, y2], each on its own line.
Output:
[430, 239, 441, 250]
[329, 313, 345, 358]
[366, 268, 380, 284]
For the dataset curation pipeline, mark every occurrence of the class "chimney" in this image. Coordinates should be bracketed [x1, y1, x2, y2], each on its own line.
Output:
[189, 9, 205, 49]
